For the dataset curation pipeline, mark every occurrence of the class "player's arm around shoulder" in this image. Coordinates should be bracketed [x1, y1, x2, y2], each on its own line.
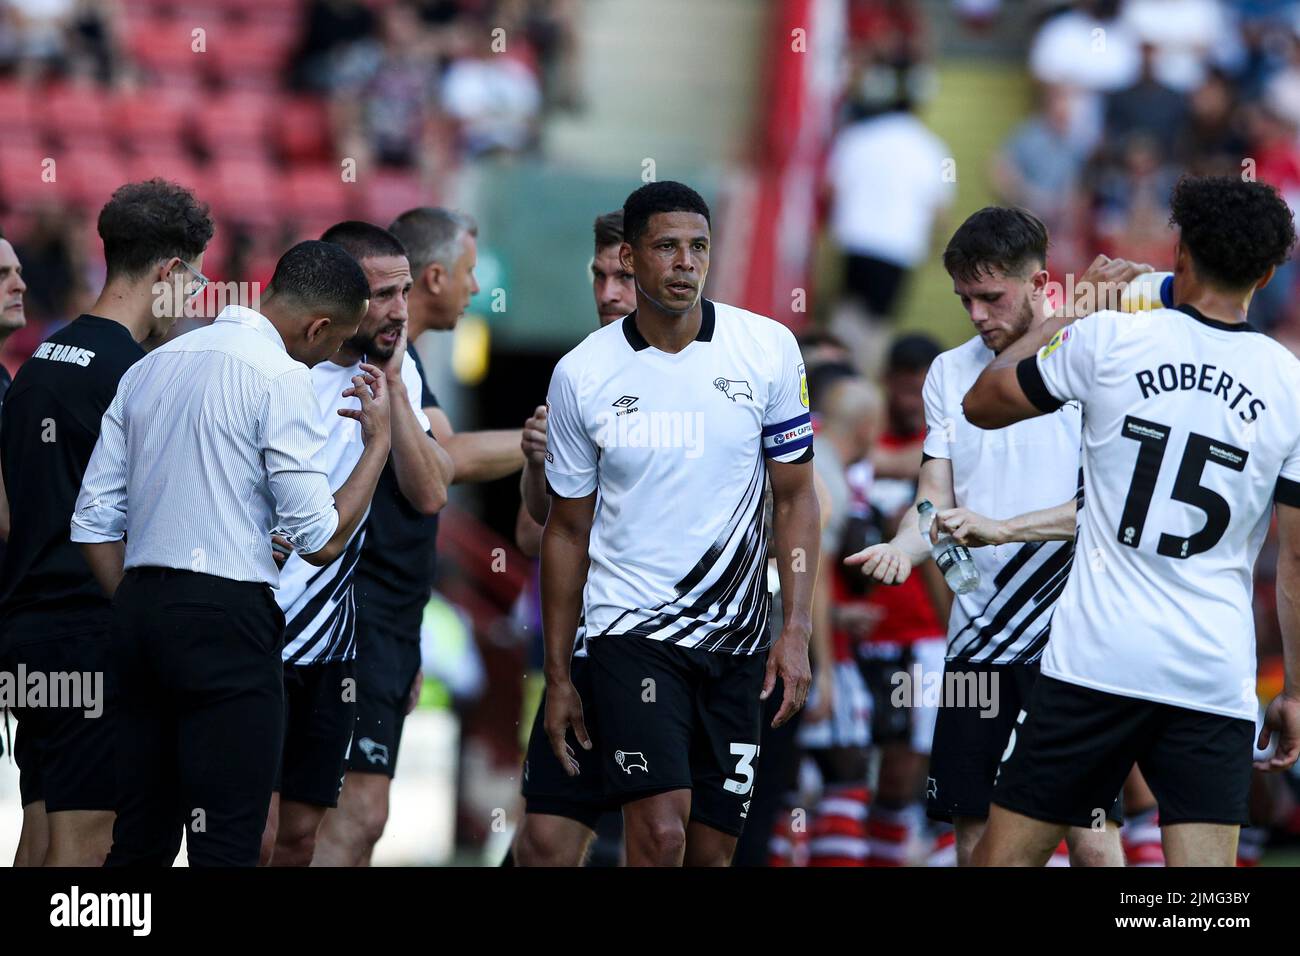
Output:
[965, 255, 1148, 428]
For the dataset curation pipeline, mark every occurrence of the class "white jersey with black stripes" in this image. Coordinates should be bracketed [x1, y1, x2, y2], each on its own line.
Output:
[544, 300, 813, 655]
[922, 334, 1084, 665]
[277, 356, 430, 666]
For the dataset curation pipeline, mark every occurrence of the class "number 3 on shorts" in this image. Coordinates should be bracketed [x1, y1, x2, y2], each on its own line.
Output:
[723, 743, 760, 795]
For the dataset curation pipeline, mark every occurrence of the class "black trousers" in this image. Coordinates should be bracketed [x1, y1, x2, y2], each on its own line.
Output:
[105, 567, 286, 867]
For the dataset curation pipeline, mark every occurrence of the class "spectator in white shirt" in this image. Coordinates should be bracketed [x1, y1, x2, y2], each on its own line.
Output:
[825, 86, 954, 373]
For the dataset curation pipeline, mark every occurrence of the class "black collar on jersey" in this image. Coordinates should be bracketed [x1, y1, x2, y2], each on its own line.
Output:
[75, 313, 146, 347]
[622, 299, 716, 352]
[1175, 303, 1259, 334]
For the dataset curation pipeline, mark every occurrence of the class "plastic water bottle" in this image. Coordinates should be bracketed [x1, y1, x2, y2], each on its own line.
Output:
[917, 499, 980, 595]
[1118, 271, 1173, 312]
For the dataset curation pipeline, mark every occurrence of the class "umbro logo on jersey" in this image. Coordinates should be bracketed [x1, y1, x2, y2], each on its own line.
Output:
[612, 395, 641, 417]
[614, 750, 648, 773]
[714, 377, 753, 401]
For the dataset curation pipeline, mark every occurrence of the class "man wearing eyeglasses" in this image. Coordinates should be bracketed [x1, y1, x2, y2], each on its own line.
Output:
[0, 179, 215, 866]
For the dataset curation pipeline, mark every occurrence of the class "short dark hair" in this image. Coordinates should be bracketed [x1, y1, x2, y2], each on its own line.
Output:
[320, 220, 407, 265]
[266, 240, 370, 318]
[942, 206, 1048, 283]
[1169, 175, 1297, 291]
[593, 210, 624, 250]
[887, 333, 942, 374]
[622, 181, 711, 244]
[98, 179, 214, 281]
[795, 329, 848, 353]
[388, 207, 478, 274]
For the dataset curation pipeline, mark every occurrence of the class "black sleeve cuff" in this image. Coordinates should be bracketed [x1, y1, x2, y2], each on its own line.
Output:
[1016, 355, 1065, 414]
[1277, 476, 1300, 508]
[545, 478, 595, 500]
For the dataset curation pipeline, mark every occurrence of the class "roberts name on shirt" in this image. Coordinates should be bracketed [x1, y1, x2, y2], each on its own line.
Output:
[1134, 362, 1265, 423]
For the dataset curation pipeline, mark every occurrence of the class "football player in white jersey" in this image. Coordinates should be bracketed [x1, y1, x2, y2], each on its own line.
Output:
[965, 176, 1300, 867]
[259, 222, 452, 866]
[847, 207, 1144, 866]
[541, 182, 820, 866]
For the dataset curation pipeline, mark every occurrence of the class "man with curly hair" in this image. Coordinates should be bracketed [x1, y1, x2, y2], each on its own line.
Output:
[964, 175, 1300, 866]
[0, 180, 214, 866]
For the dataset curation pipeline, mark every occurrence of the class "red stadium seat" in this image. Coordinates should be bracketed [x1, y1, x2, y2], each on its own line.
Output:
[128, 150, 206, 193]
[0, 145, 69, 209]
[283, 164, 357, 223]
[362, 169, 429, 224]
[42, 83, 114, 149]
[126, 16, 208, 80]
[113, 89, 189, 155]
[273, 96, 334, 163]
[196, 91, 275, 158]
[204, 25, 285, 92]
[62, 149, 133, 208]
[207, 22, 298, 75]
[211, 156, 278, 226]
[221, 0, 307, 17]
[0, 82, 41, 148]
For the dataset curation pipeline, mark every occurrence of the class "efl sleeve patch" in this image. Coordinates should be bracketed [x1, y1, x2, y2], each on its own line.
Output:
[1039, 326, 1070, 360]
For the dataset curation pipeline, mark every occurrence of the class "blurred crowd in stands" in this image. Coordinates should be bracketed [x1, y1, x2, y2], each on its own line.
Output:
[806, 0, 1300, 867]
[823, 0, 1300, 354]
[0, 0, 578, 364]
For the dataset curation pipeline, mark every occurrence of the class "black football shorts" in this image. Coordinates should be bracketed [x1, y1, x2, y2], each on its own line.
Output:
[586, 635, 768, 838]
[992, 674, 1252, 828]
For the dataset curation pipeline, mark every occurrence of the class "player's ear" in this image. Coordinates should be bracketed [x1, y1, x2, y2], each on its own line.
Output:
[1029, 267, 1050, 299]
[158, 256, 177, 278]
[304, 315, 331, 343]
[417, 261, 438, 295]
[1254, 264, 1277, 293]
[619, 241, 633, 273]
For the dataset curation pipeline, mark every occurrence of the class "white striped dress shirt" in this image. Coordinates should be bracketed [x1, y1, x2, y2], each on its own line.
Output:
[71, 304, 340, 586]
